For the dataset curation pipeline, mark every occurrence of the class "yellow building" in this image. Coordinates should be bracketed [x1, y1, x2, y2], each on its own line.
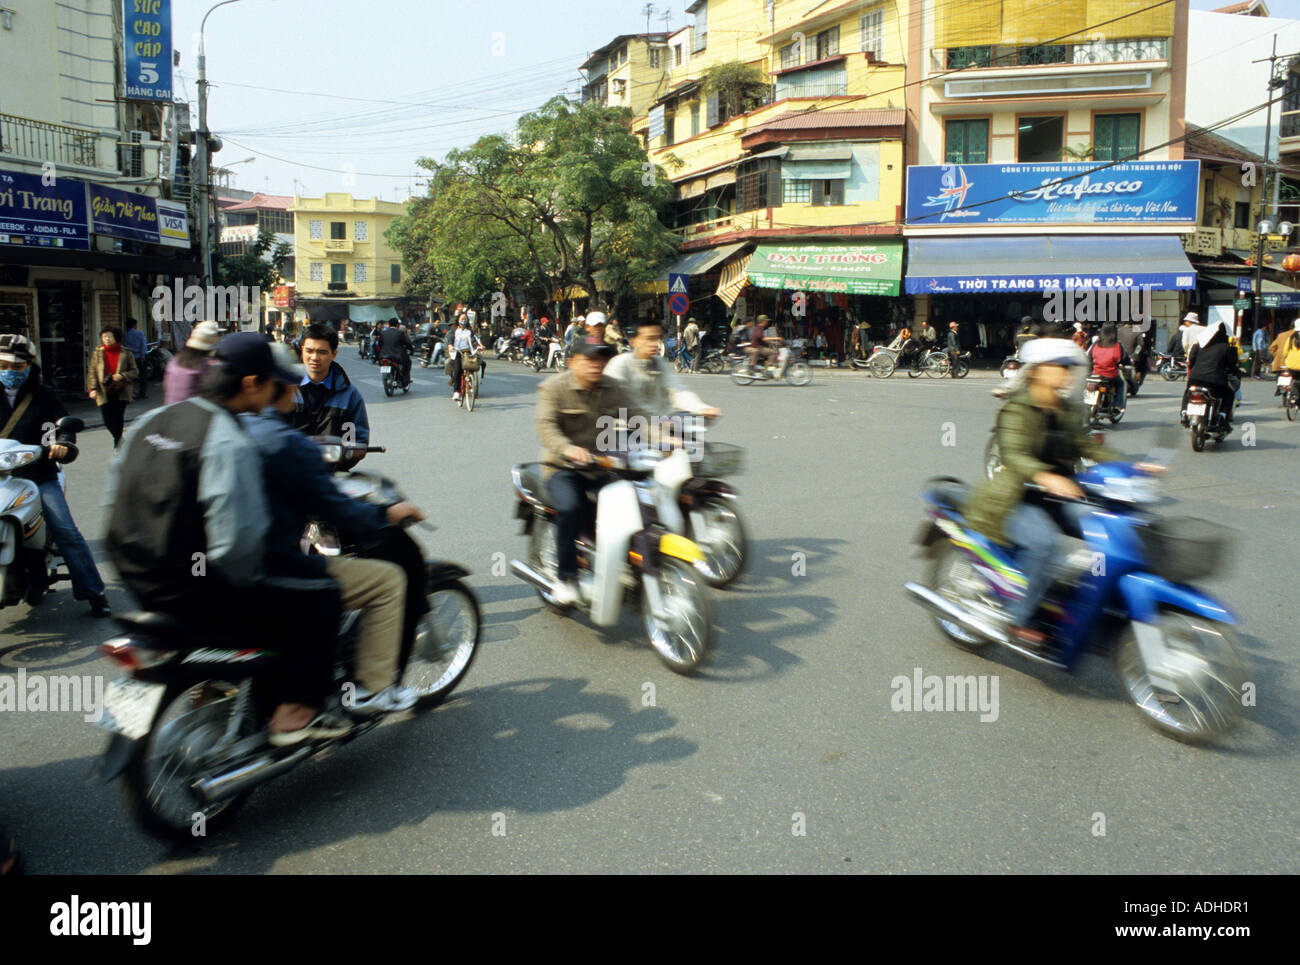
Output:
[290, 193, 411, 326]
[581, 33, 672, 119]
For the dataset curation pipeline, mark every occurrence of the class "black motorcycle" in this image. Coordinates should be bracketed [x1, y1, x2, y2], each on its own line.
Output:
[1183, 384, 1231, 452]
[93, 439, 481, 840]
[1084, 374, 1125, 426]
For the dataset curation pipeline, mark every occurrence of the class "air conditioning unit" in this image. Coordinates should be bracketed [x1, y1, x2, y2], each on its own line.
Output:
[119, 131, 148, 177]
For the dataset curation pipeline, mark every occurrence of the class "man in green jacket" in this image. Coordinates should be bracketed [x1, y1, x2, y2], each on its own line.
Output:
[963, 339, 1123, 647]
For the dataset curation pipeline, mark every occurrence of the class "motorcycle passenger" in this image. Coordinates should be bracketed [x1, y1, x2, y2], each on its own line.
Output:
[532, 317, 556, 363]
[105, 333, 350, 744]
[0, 333, 111, 617]
[962, 339, 1123, 648]
[448, 315, 485, 401]
[293, 323, 370, 470]
[745, 314, 780, 374]
[535, 337, 633, 607]
[1087, 322, 1130, 413]
[605, 319, 720, 431]
[377, 318, 413, 388]
[241, 349, 424, 717]
[1282, 325, 1300, 374]
[1181, 320, 1238, 430]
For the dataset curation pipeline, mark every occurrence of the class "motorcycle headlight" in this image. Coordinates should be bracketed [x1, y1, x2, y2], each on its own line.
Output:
[0, 449, 38, 472]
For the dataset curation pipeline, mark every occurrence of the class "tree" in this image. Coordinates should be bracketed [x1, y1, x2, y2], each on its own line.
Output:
[215, 227, 290, 292]
[702, 62, 769, 121]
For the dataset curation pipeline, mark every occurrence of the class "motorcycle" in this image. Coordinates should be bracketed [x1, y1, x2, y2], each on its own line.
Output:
[139, 342, 172, 383]
[1183, 384, 1231, 452]
[1156, 353, 1187, 381]
[359, 332, 373, 360]
[380, 357, 411, 396]
[1084, 374, 1125, 426]
[531, 338, 564, 372]
[730, 344, 812, 386]
[418, 337, 445, 369]
[905, 462, 1247, 743]
[496, 337, 526, 363]
[1275, 367, 1298, 421]
[0, 417, 83, 609]
[999, 355, 1022, 381]
[508, 451, 713, 673]
[697, 347, 727, 374]
[94, 439, 482, 840]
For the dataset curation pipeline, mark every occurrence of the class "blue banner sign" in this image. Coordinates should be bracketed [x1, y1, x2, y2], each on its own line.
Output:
[123, 0, 173, 102]
[905, 161, 1200, 226]
[89, 183, 161, 243]
[0, 170, 90, 250]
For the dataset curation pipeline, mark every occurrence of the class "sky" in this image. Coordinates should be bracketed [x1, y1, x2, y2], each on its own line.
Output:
[173, 0, 1300, 202]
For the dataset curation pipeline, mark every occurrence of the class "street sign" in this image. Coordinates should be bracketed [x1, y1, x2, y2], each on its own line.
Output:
[1233, 297, 1252, 311]
[1238, 276, 1254, 292]
[668, 273, 689, 295]
[669, 291, 690, 316]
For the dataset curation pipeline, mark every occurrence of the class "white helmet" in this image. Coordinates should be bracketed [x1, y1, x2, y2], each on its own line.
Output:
[586, 311, 607, 327]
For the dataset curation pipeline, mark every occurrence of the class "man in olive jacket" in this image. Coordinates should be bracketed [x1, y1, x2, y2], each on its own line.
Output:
[534, 337, 632, 606]
[962, 339, 1121, 646]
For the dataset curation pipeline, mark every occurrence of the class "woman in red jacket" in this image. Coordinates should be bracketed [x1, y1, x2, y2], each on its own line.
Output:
[1087, 322, 1130, 412]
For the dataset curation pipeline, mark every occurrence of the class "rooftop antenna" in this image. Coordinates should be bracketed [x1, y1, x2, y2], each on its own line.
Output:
[642, 3, 654, 35]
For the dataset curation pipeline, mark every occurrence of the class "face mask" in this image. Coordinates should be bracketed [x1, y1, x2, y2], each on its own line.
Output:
[0, 369, 30, 391]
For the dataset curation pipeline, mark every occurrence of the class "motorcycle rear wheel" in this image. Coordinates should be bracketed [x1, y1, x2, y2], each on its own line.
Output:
[642, 558, 711, 674]
[927, 542, 993, 649]
[1286, 393, 1297, 421]
[383, 374, 394, 397]
[1113, 610, 1246, 743]
[404, 580, 480, 709]
[1191, 421, 1206, 452]
[786, 361, 812, 386]
[528, 520, 567, 613]
[689, 497, 747, 587]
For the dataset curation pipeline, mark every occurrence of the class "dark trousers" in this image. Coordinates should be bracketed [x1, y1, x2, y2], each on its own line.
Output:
[1182, 383, 1235, 423]
[101, 399, 128, 448]
[547, 471, 604, 580]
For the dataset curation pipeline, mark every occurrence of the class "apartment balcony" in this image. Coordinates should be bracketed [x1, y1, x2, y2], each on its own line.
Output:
[1183, 226, 1290, 259]
[322, 238, 354, 255]
[0, 112, 99, 167]
[931, 38, 1169, 73]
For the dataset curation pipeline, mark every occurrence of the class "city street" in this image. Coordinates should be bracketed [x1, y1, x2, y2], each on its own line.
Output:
[2, 349, 1295, 874]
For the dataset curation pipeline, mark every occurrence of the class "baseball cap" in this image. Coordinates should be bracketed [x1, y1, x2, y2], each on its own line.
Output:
[215, 332, 300, 382]
[586, 311, 608, 328]
[571, 336, 616, 359]
[756, 314, 771, 323]
[186, 321, 220, 351]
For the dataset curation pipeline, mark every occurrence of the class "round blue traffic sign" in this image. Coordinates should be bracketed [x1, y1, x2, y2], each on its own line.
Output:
[669, 292, 690, 315]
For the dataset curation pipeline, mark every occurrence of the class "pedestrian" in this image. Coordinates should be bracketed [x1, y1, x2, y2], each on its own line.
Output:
[682, 316, 700, 372]
[86, 326, 138, 448]
[123, 316, 149, 400]
[163, 320, 220, 404]
[1251, 323, 1270, 378]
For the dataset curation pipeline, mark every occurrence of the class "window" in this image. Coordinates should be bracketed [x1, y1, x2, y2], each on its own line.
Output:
[309, 262, 323, 282]
[330, 263, 346, 284]
[782, 179, 812, 204]
[945, 118, 989, 164]
[737, 157, 781, 212]
[1235, 201, 1251, 230]
[309, 219, 322, 240]
[649, 47, 661, 69]
[812, 180, 845, 206]
[1283, 72, 1300, 138]
[674, 44, 683, 67]
[617, 45, 628, 65]
[692, 2, 707, 53]
[665, 115, 676, 146]
[354, 262, 367, 283]
[354, 220, 369, 242]
[776, 65, 847, 99]
[259, 210, 292, 234]
[816, 26, 839, 61]
[391, 264, 401, 284]
[859, 9, 883, 58]
[1093, 113, 1140, 162]
[1017, 115, 1064, 162]
[780, 41, 800, 70]
[691, 103, 700, 137]
[330, 221, 346, 240]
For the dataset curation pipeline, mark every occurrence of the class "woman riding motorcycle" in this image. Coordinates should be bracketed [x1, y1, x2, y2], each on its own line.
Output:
[1087, 322, 1130, 412]
[1181, 320, 1238, 430]
[962, 339, 1123, 647]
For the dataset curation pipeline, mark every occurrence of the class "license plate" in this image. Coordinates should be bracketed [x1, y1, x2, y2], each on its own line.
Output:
[1280, 376, 1292, 387]
[1187, 403, 1207, 416]
[1085, 391, 1099, 404]
[381, 363, 391, 372]
[97, 678, 166, 739]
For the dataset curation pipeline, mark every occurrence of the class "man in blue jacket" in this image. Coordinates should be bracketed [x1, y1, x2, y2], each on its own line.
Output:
[291, 323, 369, 469]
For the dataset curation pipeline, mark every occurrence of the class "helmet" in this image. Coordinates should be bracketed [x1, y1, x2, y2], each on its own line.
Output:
[586, 310, 608, 328]
[0, 333, 36, 365]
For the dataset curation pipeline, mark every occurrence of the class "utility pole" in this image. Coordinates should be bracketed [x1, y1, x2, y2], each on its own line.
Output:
[1249, 38, 1299, 338]
[197, 0, 243, 290]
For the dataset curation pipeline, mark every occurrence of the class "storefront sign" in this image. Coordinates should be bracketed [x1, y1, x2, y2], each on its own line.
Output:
[1233, 297, 1251, 311]
[122, 0, 173, 102]
[1261, 291, 1300, 309]
[273, 285, 295, 309]
[747, 243, 903, 296]
[90, 183, 161, 243]
[0, 170, 90, 250]
[905, 161, 1200, 226]
[155, 199, 190, 247]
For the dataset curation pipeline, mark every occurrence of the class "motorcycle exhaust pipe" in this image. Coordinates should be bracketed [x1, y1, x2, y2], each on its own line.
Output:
[904, 581, 1008, 646]
[510, 559, 560, 596]
[193, 745, 315, 805]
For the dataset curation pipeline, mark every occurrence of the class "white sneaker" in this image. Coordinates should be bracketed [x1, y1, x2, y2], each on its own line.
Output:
[347, 684, 418, 716]
[550, 579, 579, 606]
[452, 391, 461, 401]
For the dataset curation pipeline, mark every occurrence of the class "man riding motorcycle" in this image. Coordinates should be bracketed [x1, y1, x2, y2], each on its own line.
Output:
[605, 318, 720, 430]
[1181, 320, 1239, 430]
[377, 318, 413, 389]
[534, 337, 633, 607]
[745, 314, 780, 374]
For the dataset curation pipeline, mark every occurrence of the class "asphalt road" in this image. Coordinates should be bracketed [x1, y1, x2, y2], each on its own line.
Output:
[3, 349, 1296, 874]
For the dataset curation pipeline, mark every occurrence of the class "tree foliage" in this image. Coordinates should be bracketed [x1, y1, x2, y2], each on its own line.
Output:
[702, 61, 769, 120]
[215, 227, 291, 292]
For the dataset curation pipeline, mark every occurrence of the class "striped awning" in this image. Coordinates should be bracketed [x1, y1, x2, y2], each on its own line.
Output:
[717, 254, 752, 307]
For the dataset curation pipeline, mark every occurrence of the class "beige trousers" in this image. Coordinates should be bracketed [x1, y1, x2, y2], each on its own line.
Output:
[324, 556, 407, 692]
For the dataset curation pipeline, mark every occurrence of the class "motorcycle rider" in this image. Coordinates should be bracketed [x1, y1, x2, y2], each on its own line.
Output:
[241, 347, 424, 717]
[1181, 320, 1239, 430]
[105, 333, 350, 744]
[745, 314, 780, 374]
[294, 323, 370, 470]
[535, 336, 633, 607]
[448, 315, 485, 401]
[962, 339, 1126, 648]
[605, 319, 720, 432]
[0, 333, 111, 617]
[1087, 322, 1130, 414]
[378, 318, 413, 389]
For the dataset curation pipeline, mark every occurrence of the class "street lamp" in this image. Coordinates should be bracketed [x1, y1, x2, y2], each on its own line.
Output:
[197, 0, 244, 289]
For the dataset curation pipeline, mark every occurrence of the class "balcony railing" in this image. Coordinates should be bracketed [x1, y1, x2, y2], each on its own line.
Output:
[774, 80, 848, 99]
[933, 38, 1169, 72]
[323, 238, 353, 254]
[0, 112, 98, 167]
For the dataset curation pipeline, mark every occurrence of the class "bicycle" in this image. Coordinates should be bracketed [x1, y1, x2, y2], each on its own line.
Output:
[457, 353, 481, 412]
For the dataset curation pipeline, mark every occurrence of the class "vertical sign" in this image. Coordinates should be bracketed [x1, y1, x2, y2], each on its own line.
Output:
[123, 0, 173, 102]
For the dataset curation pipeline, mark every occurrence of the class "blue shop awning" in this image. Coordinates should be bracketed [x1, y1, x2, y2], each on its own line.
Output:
[904, 235, 1198, 294]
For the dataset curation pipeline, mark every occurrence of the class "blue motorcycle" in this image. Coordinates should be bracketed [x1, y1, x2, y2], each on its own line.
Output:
[905, 461, 1247, 743]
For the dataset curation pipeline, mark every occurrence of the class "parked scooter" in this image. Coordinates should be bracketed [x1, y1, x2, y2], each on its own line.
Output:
[0, 416, 83, 609]
[508, 452, 712, 673]
[93, 438, 481, 840]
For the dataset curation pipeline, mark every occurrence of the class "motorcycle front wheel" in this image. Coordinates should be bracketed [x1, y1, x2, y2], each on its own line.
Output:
[730, 361, 755, 385]
[404, 580, 480, 709]
[1161, 363, 1179, 382]
[642, 558, 711, 674]
[1113, 610, 1246, 743]
[689, 497, 747, 587]
[927, 542, 993, 649]
[785, 361, 812, 386]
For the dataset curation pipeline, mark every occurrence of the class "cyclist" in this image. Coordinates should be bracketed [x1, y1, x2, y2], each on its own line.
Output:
[448, 315, 485, 402]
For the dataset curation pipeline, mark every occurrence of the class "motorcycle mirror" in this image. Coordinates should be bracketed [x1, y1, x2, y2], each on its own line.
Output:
[56, 416, 85, 435]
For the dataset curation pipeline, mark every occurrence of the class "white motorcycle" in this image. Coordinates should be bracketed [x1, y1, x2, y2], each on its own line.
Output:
[509, 451, 713, 673]
[0, 416, 83, 608]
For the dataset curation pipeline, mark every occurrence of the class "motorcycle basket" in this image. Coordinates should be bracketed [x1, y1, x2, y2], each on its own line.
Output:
[1137, 517, 1231, 584]
[693, 441, 744, 478]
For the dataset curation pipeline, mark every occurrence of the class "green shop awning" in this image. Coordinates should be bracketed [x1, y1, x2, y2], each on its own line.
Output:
[747, 242, 903, 296]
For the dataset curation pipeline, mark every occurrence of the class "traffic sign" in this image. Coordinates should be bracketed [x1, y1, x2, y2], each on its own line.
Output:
[1238, 276, 1254, 293]
[668, 273, 689, 295]
[669, 291, 690, 316]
